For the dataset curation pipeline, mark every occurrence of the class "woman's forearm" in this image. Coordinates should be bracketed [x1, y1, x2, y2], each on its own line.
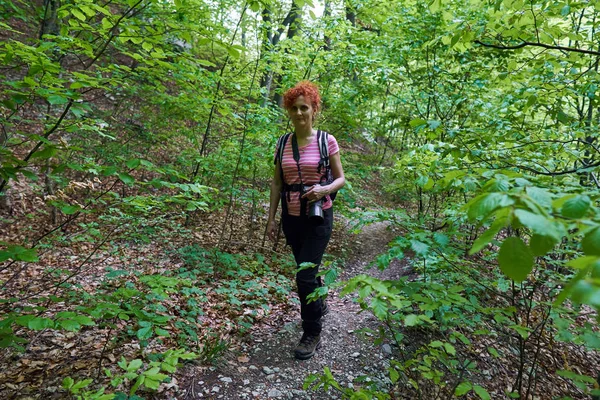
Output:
[268, 181, 281, 221]
[325, 177, 345, 196]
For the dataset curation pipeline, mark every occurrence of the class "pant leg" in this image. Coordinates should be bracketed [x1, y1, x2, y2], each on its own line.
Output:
[283, 208, 333, 335]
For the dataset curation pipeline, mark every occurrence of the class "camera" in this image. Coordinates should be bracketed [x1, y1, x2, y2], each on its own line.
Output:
[303, 185, 324, 224]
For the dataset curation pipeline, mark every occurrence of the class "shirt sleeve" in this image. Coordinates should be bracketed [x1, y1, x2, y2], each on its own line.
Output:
[328, 134, 340, 156]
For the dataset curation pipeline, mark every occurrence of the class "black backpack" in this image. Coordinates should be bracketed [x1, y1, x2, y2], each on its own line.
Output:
[274, 130, 337, 201]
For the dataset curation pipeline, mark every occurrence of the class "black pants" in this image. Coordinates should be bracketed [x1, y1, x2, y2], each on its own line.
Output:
[282, 207, 333, 336]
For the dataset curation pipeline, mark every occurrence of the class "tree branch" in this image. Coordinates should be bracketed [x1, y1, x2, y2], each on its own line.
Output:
[475, 40, 600, 57]
[509, 159, 600, 176]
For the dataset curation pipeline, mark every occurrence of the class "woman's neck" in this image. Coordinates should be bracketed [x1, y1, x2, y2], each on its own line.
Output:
[294, 126, 314, 139]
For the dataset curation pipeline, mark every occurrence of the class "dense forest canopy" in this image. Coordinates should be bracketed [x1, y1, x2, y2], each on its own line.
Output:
[0, 0, 599, 398]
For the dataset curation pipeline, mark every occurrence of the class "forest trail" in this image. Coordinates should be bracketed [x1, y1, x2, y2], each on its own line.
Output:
[179, 220, 410, 399]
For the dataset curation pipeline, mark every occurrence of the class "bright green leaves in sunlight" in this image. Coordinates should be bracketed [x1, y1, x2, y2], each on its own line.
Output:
[498, 237, 534, 283]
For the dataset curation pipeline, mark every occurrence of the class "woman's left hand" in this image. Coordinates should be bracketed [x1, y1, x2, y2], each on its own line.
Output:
[301, 184, 328, 202]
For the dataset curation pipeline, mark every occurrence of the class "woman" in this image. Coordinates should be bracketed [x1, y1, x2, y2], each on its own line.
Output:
[267, 81, 346, 360]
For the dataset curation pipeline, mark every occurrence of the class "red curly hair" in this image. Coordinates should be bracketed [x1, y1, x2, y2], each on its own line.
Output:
[282, 81, 321, 113]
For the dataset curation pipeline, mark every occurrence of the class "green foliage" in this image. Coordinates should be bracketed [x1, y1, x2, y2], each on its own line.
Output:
[61, 348, 196, 398]
[2, 0, 600, 397]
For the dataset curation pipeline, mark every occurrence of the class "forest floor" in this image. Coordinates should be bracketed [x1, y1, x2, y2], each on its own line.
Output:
[175, 219, 410, 400]
[1, 195, 598, 399]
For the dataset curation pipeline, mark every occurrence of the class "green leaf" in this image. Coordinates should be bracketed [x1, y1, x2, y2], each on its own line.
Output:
[429, 0, 442, 13]
[526, 187, 553, 209]
[20, 170, 38, 181]
[467, 193, 513, 221]
[143, 376, 162, 390]
[323, 267, 337, 286]
[514, 209, 560, 240]
[530, 234, 556, 256]
[79, 5, 96, 17]
[15, 315, 35, 327]
[72, 378, 92, 391]
[370, 297, 388, 319]
[15, 247, 39, 262]
[130, 374, 144, 395]
[60, 205, 81, 215]
[62, 377, 74, 389]
[30, 146, 57, 160]
[101, 17, 114, 30]
[127, 359, 143, 372]
[126, 159, 141, 169]
[556, 369, 598, 383]
[509, 324, 531, 339]
[249, 1, 260, 12]
[409, 118, 427, 128]
[498, 237, 534, 282]
[154, 327, 170, 337]
[455, 381, 472, 396]
[561, 195, 591, 219]
[72, 8, 87, 21]
[473, 385, 491, 400]
[137, 326, 152, 340]
[226, 46, 240, 59]
[570, 280, 595, 303]
[582, 227, 600, 256]
[433, 232, 449, 247]
[404, 314, 419, 326]
[118, 172, 135, 185]
[2, 94, 16, 110]
[47, 95, 69, 105]
[470, 213, 509, 254]
[72, 315, 95, 326]
[410, 240, 429, 256]
[28, 317, 54, 330]
[488, 347, 499, 357]
[58, 319, 81, 331]
[443, 342, 456, 355]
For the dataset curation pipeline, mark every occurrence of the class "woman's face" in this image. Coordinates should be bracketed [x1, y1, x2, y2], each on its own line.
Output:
[287, 95, 315, 129]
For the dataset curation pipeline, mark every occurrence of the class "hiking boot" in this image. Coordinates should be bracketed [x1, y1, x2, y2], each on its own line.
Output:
[321, 299, 329, 316]
[294, 333, 321, 360]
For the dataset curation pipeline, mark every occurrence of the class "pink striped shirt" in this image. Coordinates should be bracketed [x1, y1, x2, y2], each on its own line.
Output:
[276, 133, 340, 217]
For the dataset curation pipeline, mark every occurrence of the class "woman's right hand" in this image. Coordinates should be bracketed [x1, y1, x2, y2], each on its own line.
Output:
[267, 219, 278, 242]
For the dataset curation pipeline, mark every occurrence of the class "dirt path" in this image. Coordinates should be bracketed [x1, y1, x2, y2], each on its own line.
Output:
[177, 220, 410, 399]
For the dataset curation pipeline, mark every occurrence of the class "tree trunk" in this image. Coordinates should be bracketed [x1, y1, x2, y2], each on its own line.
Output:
[40, 0, 60, 39]
[260, 1, 303, 106]
[324, 0, 332, 50]
[345, 0, 356, 26]
[272, 2, 302, 107]
[0, 125, 11, 212]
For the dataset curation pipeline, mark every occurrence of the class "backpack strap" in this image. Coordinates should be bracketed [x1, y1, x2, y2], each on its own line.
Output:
[316, 130, 337, 201]
[275, 133, 292, 216]
[275, 133, 291, 166]
[275, 133, 292, 181]
[317, 130, 330, 174]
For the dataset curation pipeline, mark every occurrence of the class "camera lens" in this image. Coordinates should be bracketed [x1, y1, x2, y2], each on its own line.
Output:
[309, 199, 324, 223]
